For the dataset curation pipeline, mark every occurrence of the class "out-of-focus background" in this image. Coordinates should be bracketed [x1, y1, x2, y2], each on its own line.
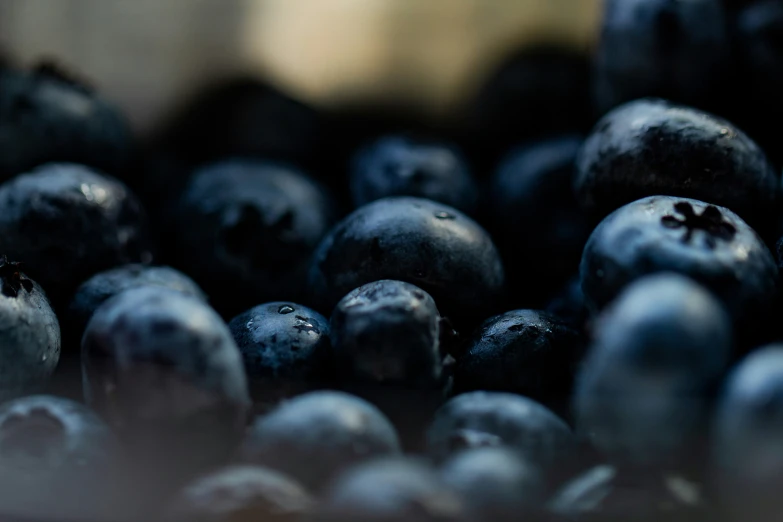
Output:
[0, 0, 601, 132]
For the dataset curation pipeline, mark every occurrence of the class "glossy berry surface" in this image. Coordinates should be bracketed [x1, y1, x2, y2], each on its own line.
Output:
[452, 309, 582, 415]
[330, 280, 444, 389]
[350, 134, 477, 214]
[575, 274, 732, 471]
[238, 391, 401, 491]
[228, 302, 332, 412]
[0, 162, 149, 305]
[575, 99, 779, 231]
[580, 196, 778, 330]
[171, 159, 335, 317]
[308, 196, 505, 323]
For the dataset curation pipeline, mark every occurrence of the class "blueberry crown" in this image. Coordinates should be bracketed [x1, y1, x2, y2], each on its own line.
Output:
[661, 202, 736, 249]
[0, 256, 34, 298]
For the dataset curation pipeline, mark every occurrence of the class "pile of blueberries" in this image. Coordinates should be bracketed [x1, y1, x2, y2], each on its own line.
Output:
[4, 1, 783, 521]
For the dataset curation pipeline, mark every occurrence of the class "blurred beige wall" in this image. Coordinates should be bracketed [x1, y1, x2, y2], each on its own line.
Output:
[0, 0, 600, 132]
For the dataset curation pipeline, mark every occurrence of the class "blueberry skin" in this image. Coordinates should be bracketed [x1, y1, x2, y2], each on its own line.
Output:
[81, 287, 250, 471]
[308, 197, 505, 323]
[712, 345, 783, 522]
[238, 391, 401, 491]
[0, 64, 133, 181]
[172, 159, 335, 317]
[490, 135, 590, 303]
[350, 135, 477, 214]
[0, 395, 121, 520]
[165, 465, 312, 522]
[0, 163, 150, 306]
[330, 280, 444, 389]
[580, 196, 778, 330]
[228, 302, 332, 411]
[315, 458, 469, 522]
[426, 392, 575, 473]
[452, 310, 583, 415]
[67, 264, 205, 348]
[440, 447, 546, 522]
[575, 99, 780, 231]
[575, 274, 732, 471]
[593, 0, 732, 115]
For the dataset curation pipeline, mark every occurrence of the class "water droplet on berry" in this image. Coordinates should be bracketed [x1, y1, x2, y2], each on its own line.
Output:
[434, 211, 455, 220]
[278, 305, 295, 314]
[246, 321, 254, 329]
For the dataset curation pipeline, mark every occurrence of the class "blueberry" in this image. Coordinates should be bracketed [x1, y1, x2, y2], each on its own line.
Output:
[439, 447, 546, 521]
[165, 465, 312, 522]
[426, 392, 575, 475]
[315, 458, 469, 522]
[349, 134, 477, 214]
[81, 287, 250, 478]
[0, 63, 133, 181]
[452, 310, 583, 416]
[0, 162, 150, 306]
[238, 391, 401, 491]
[580, 196, 778, 333]
[575, 274, 732, 472]
[0, 258, 59, 402]
[171, 159, 336, 317]
[308, 197, 505, 324]
[593, 0, 732, 115]
[228, 302, 332, 412]
[0, 395, 121, 520]
[575, 99, 780, 232]
[490, 135, 590, 304]
[711, 345, 783, 522]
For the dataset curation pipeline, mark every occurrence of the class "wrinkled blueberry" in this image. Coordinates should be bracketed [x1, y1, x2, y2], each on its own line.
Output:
[439, 447, 546, 522]
[426, 391, 575, 475]
[350, 134, 477, 214]
[0, 63, 133, 181]
[315, 458, 469, 522]
[0, 162, 150, 306]
[228, 302, 332, 412]
[0, 258, 59, 402]
[575, 274, 732, 472]
[593, 0, 732, 115]
[452, 310, 583, 416]
[308, 197, 505, 324]
[490, 135, 590, 304]
[238, 391, 401, 491]
[0, 395, 121, 520]
[165, 465, 312, 522]
[580, 196, 778, 333]
[171, 159, 335, 317]
[575, 99, 780, 231]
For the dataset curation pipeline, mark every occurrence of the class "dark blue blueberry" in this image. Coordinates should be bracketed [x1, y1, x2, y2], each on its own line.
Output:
[238, 391, 401, 491]
[165, 465, 312, 522]
[426, 392, 575, 475]
[580, 196, 778, 333]
[330, 280, 445, 389]
[228, 302, 332, 412]
[593, 0, 732, 115]
[0, 395, 121, 520]
[452, 310, 583, 416]
[308, 197, 505, 324]
[171, 159, 336, 317]
[0, 63, 133, 181]
[0, 162, 150, 306]
[81, 287, 250, 481]
[711, 345, 783, 522]
[575, 274, 732, 472]
[350, 134, 477, 214]
[439, 447, 546, 522]
[575, 99, 780, 232]
[0, 259, 59, 402]
[490, 135, 590, 304]
[315, 458, 469, 522]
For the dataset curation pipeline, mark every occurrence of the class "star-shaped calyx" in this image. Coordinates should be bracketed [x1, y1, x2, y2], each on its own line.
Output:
[0, 256, 34, 298]
[661, 202, 736, 249]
